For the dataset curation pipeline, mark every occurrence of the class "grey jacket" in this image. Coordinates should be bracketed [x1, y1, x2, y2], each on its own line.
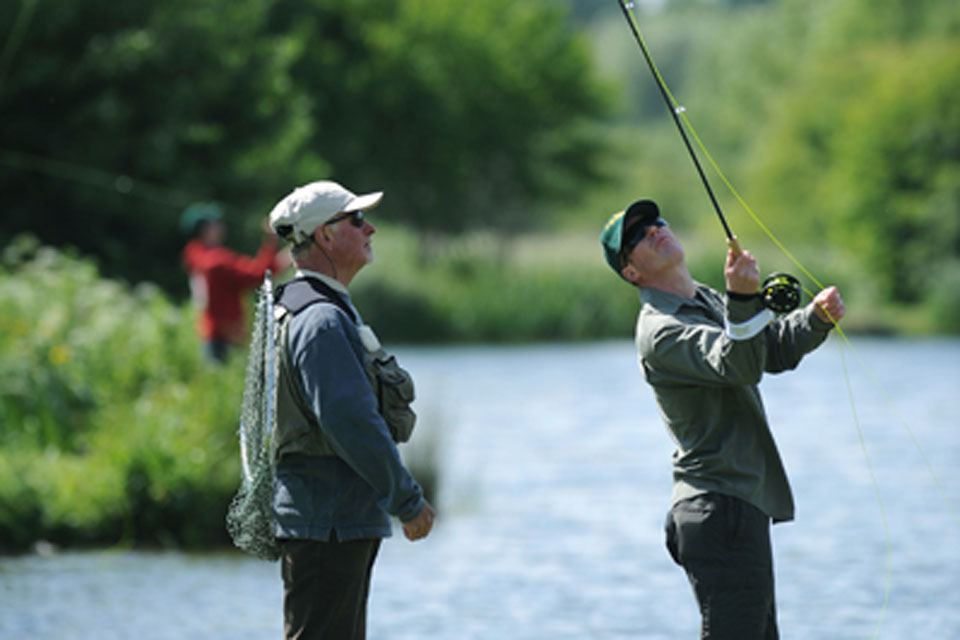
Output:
[636, 282, 832, 522]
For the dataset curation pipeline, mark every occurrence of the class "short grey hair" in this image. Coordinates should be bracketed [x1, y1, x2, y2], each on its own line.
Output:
[291, 238, 313, 261]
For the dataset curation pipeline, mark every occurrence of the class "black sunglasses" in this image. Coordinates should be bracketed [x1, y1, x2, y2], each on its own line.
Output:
[620, 216, 667, 266]
[324, 210, 366, 228]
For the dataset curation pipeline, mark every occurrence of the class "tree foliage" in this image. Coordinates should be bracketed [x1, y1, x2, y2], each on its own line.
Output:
[660, 0, 960, 327]
[741, 0, 960, 314]
[0, 0, 610, 291]
[268, 0, 611, 236]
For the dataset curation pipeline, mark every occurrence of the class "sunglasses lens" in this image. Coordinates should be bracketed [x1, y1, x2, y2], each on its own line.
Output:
[621, 217, 666, 261]
[629, 225, 648, 249]
[327, 210, 366, 227]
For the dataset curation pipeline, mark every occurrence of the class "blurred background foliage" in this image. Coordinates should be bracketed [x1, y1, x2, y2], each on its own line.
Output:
[0, 236, 241, 550]
[2, 0, 959, 551]
[0, 0, 611, 290]
[1, 0, 957, 321]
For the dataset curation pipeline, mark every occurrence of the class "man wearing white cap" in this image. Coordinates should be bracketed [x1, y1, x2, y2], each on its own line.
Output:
[268, 180, 435, 640]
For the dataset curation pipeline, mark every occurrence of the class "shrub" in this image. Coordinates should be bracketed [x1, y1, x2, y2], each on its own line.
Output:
[0, 236, 243, 551]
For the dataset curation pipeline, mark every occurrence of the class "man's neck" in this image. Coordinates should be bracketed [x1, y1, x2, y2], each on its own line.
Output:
[295, 268, 349, 294]
[294, 255, 356, 288]
[642, 265, 696, 299]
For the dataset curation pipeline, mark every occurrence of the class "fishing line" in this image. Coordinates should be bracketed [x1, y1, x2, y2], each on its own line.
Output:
[0, 148, 199, 208]
[840, 345, 891, 639]
[616, 0, 959, 634]
[0, 0, 38, 90]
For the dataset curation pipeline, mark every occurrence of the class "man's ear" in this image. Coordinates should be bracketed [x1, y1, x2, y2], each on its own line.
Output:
[313, 227, 332, 246]
[621, 262, 641, 284]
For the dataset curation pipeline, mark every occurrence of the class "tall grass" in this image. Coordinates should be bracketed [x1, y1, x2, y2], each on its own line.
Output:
[352, 224, 643, 343]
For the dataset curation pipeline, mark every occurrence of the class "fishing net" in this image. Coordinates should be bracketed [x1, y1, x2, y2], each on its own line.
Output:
[225, 273, 281, 561]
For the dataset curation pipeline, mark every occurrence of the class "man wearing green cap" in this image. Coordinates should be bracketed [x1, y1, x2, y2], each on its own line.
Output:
[180, 202, 289, 362]
[601, 199, 845, 639]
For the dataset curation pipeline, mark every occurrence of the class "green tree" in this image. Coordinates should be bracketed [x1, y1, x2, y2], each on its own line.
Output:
[0, 0, 314, 291]
[0, 0, 611, 290]
[668, 0, 960, 328]
[266, 0, 611, 239]
[743, 1, 960, 309]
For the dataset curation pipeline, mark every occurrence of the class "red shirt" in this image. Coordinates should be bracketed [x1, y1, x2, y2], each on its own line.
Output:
[182, 239, 280, 343]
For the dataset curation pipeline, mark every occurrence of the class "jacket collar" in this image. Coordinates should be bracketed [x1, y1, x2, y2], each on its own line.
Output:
[295, 269, 349, 297]
[638, 282, 714, 314]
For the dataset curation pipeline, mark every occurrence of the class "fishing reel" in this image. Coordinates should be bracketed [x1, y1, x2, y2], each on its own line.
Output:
[761, 272, 802, 313]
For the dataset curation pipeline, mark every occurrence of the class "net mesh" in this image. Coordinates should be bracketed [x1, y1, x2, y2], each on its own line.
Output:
[225, 274, 281, 561]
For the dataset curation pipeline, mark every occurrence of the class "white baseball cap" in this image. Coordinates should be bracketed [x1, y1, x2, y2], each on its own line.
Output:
[268, 180, 383, 244]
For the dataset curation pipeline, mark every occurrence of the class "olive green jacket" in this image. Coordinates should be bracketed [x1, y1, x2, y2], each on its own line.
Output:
[636, 283, 832, 522]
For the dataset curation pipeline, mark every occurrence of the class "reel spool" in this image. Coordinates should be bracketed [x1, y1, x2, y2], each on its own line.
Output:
[761, 272, 801, 313]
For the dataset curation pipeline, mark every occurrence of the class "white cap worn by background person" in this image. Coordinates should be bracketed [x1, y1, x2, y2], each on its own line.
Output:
[268, 180, 383, 244]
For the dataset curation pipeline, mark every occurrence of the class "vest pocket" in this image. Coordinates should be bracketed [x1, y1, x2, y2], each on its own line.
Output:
[365, 351, 416, 443]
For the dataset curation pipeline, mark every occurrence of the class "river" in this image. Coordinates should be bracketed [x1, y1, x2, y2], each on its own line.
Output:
[1, 337, 958, 639]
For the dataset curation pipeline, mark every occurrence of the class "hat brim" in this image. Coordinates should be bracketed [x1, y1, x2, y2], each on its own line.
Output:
[342, 191, 383, 213]
[623, 199, 660, 238]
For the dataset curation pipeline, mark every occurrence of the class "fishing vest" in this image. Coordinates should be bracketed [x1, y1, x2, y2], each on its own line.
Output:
[272, 277, 416, 461]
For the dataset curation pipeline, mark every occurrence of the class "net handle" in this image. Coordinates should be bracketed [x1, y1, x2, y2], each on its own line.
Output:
[264, 271, 276, 448]
[239, 271, 275, 484]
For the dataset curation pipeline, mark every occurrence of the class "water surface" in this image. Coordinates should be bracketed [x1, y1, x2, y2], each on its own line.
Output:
[2, 337, 957, 639]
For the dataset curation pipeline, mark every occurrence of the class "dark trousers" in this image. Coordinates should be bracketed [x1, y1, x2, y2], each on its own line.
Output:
[280, 536, 382, 640]
[665, 493, 778, 640]
[204, 338, 229, 363]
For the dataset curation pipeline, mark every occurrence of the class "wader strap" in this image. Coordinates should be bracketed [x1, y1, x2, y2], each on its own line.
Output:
[274, 277, 356, 324]
[274, 311, 336, 459]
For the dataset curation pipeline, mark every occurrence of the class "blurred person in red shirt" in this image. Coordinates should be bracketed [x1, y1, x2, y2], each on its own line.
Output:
[180, 202, 289, 362]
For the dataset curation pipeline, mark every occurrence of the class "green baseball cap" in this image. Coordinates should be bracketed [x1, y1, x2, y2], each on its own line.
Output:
[600, 199, 660, 278]
[179, 202, 224, 236]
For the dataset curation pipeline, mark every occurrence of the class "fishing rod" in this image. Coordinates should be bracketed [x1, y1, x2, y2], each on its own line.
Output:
[615, 0, 800, 312]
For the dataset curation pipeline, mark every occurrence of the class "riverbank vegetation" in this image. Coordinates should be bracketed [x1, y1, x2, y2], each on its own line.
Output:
[0, 231, 638, 553]
[0, 238, 242, 552]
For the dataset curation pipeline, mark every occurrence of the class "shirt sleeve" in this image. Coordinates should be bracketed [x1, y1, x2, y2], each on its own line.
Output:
[641, 296, 769, 388]
[762, 305, 832, 373]
[290, 307, 424, 522]
[212, 242, 280, 290]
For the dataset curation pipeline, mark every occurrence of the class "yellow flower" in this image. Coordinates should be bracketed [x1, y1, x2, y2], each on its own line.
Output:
[48, 344, 72, 366]
[12, 317, 31, 337]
